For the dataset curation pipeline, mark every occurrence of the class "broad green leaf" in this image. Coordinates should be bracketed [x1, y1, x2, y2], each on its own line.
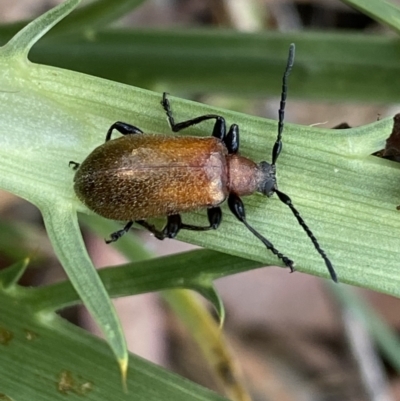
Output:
[2, 1, 400, 387]
[0, 3, 399, 299]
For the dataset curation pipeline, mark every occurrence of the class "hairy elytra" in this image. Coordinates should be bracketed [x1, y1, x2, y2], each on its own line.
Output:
[71, 44, 337, 282]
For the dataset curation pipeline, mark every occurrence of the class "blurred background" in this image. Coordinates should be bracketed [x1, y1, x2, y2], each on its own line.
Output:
[0, 1, 399, 400]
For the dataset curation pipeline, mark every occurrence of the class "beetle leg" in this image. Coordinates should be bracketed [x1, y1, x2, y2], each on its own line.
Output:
[69, 161, 80, 170]
[332, 122, 351, 129]
[162, 93, 240, 154]
[227, 193, 295, 272]
[161, 93, 227, 140]
[224, 124, 239, 154]
[162, 215, 182, 238]
[134, 220, 163, 239]
[105, 122, 144, 142]
[136, 215, 181, 240]
[105, 220, 134, 243]
[180, 207, 222, 231]
[137, 208, 222, 240]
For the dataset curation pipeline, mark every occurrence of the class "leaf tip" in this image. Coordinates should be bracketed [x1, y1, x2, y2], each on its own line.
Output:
[119, 356, 129, 393]
[1, 0, 81, 60]
[0, 258, 30, 288]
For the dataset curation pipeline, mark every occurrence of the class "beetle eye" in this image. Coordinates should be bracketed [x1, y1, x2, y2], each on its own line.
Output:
[261, 180, 275, 197]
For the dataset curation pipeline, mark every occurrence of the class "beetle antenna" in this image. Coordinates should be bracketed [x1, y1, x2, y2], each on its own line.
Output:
[275, 189, 337, 282]
[268, 45, 337, 281]
[272, 43, 295, 166]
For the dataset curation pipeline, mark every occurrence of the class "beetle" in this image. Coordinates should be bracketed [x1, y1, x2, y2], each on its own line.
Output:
[70, 43, 337, 282]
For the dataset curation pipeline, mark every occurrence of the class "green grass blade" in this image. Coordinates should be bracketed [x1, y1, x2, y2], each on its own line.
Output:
[0, 285, 230, 401]
[0, 0, 147, 41]
[341, 0, 400, 34]
[27, 250, 263, 311]
[48, 0, 148, 36]
[2, 0, 80, 58]
[27, 30, 400, 102]
[330, 283, 400, 372]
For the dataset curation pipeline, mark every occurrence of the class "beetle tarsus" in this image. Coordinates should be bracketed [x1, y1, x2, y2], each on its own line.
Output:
[106, 220, 134, 243]
[69, 161, 80, 170]
[162, 94, 225, 137]
[105, 121, 143, 142]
